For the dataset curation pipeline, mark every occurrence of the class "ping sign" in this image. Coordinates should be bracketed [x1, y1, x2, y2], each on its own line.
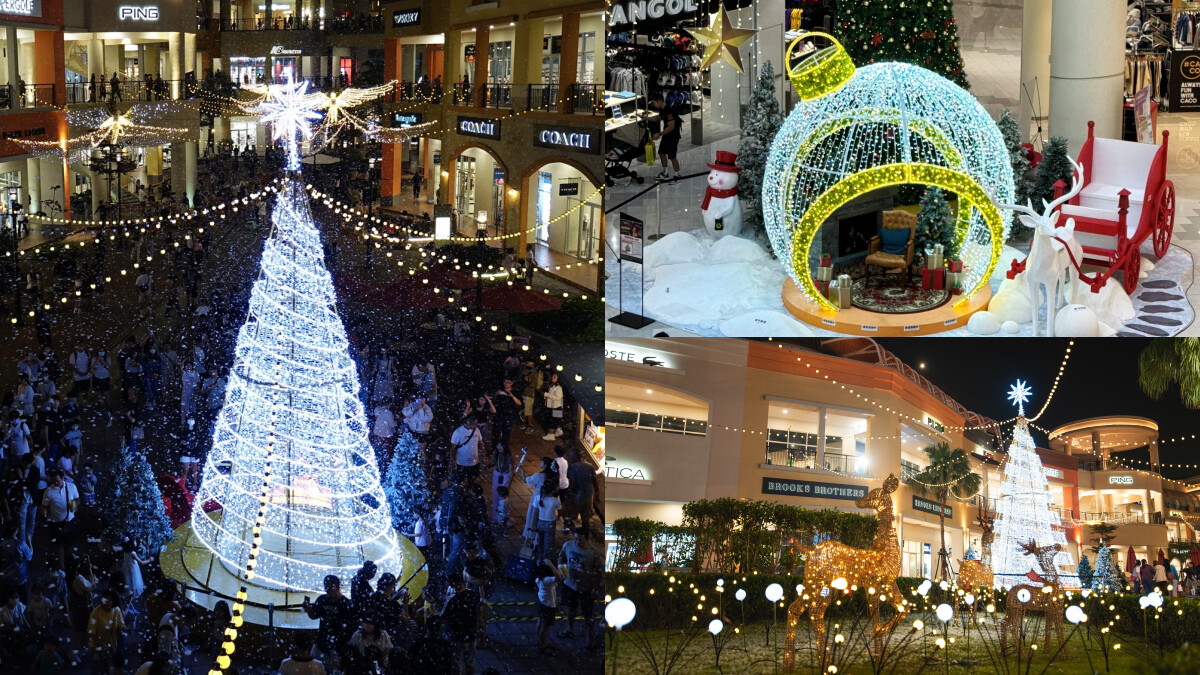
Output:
[119, 5, 159, 20]
[1108, 476, 1134, 485]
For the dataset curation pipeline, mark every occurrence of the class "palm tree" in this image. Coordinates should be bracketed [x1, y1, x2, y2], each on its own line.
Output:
[907, 442, 982, 581]
[1139, 338, 1200, 409]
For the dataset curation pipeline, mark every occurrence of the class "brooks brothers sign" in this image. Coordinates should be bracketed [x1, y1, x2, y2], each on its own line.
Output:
[761, 477, 866, 500]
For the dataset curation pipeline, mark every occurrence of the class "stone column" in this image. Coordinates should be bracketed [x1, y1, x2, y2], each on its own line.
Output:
[213, 117, 230, 148]
[168, 32, 182, 99]
[145, 44, 161, 77]
[185, 33, 197, 77]
[1049, 0, 1126, 154]
[26, 158, 40, 215]
[138, 45, 147, 79]
[145, 146, 163, 179]
[5, 27, 18, 109]
[185, 141, 197, 207]
[1020, 0, 1052, 138]
[220, 0, 231, 27]
[88, 37, 104, 85]
[170, 143, 185, 204]
[473, 27, 489, 107]
[558, 13, 580, 114]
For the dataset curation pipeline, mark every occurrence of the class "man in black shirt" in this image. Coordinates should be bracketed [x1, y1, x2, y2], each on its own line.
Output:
[302, 574, 356, 671]
[650, 93, 682, 183]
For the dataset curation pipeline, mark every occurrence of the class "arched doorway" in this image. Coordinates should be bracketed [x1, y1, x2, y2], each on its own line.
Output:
[520, 157, 601, 263]
[446, 143, 507, 236]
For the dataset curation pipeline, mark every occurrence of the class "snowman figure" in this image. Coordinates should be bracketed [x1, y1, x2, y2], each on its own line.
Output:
[701, 151, 743, 239]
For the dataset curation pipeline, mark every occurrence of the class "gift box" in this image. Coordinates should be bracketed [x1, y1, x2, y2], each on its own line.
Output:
[819, 254, 832, 267]
[947, 258, 963, 273]
[946, 271, 963, 289]
[816, 265, 833, 282]
[813, 278, 831, 297]
[921, 267, 945, 291]
[952, 283, 963, 296]
[924, 244, 945, 271]
[836, 274, 853, 309]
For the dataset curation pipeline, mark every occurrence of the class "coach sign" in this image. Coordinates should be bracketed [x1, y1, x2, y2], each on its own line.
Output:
[761, 477, 867, 500]
[533, 126, 601, 155]
[457, 116, 500, 140]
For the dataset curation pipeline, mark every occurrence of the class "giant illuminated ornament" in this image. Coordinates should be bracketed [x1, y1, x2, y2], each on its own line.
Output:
[762, 33, 1015, 312]
[162, 78, 424, 627]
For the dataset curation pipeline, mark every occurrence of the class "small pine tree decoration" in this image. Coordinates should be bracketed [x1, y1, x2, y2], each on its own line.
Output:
[1092, 543, 1122, 593]
[915, 186, 958, 259]
[383, 431, 431, 534]
[105, 445, 174, 557]
[1030, 136, 1074, 212]
[736, 61, 783, 240]
[1077, 554, 1094, 589]
[836, 0, 969, 88]
[997, 109, 1032, 235]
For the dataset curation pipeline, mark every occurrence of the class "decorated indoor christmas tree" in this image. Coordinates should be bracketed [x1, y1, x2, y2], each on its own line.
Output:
[836, 0, 969, 88]
[1092, 542, 1122, 593]
[1077, 554, 1094, 589]
[914, 186, 957, 259]
[736, 60, 782, 240]
[105, 445, 174, 558]
[383, 431, 431, 534]
[990, 380, 1074, 588]
[188, 79, 412, 596]
[1030, 135, 1074, 210]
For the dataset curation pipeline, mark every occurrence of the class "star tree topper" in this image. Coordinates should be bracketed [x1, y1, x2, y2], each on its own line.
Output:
[1007, 379, 1032, 416]
[257, 78, 323, 170]
[691, 7, 758, 73]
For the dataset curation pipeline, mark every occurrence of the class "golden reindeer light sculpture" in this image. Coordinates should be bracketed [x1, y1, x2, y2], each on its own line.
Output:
[783, 474, 906, 671]
[957, 502, 996, 622]
[1000, 541, 1065, 658]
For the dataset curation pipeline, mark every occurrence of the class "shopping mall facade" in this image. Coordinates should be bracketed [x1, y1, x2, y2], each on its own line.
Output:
[604, 338, 1200, 580]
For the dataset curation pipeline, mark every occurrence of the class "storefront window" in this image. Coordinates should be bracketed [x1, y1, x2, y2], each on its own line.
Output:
[578, 32, 596, 84]
[825, 410, 869, 474]
[229, 58, 266, 86]
[905, 540, 931, 579]
[488, 41, 512, 83]
[0, 171, 22, 212]
[604, 378, 709, 437]
[765, 403, 870, 474]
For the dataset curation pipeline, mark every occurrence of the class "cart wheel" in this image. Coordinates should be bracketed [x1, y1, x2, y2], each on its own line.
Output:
[636, 176, 645, 184]
[1122, 244, 1140, 295]
[1152, 181, 1176, 258]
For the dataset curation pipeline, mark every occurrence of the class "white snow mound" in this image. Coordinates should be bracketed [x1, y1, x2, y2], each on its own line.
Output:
[721, 311, 814, 337]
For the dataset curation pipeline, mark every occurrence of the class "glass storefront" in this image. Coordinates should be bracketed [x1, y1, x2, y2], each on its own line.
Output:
[229, 57, 266, 86]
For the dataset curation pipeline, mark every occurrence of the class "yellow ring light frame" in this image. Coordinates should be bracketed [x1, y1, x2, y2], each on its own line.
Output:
[786, 32, 857, 101]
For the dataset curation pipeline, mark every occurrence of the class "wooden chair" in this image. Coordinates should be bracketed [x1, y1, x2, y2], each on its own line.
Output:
[865, 210, 916, 284]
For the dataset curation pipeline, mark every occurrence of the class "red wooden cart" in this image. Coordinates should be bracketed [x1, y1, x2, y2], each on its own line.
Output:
[1008, 121, 1176, 294]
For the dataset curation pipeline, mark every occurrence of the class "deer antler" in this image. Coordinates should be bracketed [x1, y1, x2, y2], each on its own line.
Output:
[1041, 158, 1085, 216]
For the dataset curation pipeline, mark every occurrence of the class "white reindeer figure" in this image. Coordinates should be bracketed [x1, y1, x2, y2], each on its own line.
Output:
[997, 159, 1085, 337]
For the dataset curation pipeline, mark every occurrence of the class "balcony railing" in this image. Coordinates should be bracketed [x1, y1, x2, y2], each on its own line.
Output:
[221, 11, 382, 32]
[566, 83, 602, 115]
[65, 80, 196, 104]
[1, 83, 56, 109]
[1079, 511, 1145, 525]
[524, 83, 602, 114]
[765, 446, 816, 469]
[481, 83, 512, 109]
[823, 452, 870, 476]
[526, 84, 559, 112]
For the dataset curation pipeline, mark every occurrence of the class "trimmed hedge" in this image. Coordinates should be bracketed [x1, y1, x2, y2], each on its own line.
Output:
[607, 570, 1200, 647]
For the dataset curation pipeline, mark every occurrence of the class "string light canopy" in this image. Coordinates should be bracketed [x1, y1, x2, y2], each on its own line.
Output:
[762, 32, 1015, 312]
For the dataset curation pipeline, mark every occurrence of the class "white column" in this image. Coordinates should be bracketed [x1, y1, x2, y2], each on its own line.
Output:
[184, 33, 196, 76]
[168, 32, 182, 99]
[88, 37, 104, 83]
[1020, 0, 1052, 139]
[26, 158, 40, 215]
[185, 141, 197, 207]
[816, 406, 827, 470]
[1049, 0, 1126, 154]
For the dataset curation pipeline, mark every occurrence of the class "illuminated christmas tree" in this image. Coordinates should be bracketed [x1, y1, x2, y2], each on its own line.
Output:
[990, 381, 1073, 588]
[836, 0, 969, 88]
[189, 79, 410, 595]
[1092, 543, 1121, 593]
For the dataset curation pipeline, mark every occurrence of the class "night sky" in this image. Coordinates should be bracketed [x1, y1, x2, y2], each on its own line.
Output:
[874, 339, 1200, 480]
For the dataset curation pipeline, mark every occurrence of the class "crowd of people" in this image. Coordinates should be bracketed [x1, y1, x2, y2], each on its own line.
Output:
[0, 149, 603, 674]
[1129, 557, 1200, 598]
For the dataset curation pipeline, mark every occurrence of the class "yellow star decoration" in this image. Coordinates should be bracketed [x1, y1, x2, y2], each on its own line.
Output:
[692, 7, 758, 73]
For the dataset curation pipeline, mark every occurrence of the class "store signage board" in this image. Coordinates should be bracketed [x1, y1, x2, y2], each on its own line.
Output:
[762, 477, 867, 500]
[1108, 476, 1134, 485]
[0, 0, 40, 17]
[619, 212, 643, 264]
[604, 341, 674, 368]
[913, 496, 952, 518]
[608, 0, 753, 31]
[393, 112, 423, 127]
[1044, 466, 1064, 479]
[559, 183, 580, 196]
[270, 46, 303, 56]
[457, 116, 500, 140]
[1171, 51, 1200, 112]
[119, 5, 159, 20]
[392, 8, 421, 27]
[1169, 544, 1193, 559]
[534, 126, 601, 155]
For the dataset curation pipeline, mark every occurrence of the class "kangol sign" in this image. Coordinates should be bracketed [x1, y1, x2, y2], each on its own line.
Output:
[608, 0, 698, 28]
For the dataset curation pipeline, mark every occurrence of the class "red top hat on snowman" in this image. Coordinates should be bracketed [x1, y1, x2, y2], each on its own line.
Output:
[707, 151, 742, 173]
[702, 151, 741, 210]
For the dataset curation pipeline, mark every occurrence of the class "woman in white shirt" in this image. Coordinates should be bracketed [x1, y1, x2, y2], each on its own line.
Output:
[541, 374, 564, 441]
[534, 482, 561, 562]
[534, 559, 564, 655]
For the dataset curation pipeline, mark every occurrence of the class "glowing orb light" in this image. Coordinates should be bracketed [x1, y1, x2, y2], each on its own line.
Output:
[936, 604, 954, 622]
[606, 598, 637, 629]
[762, 32, 1015, 312]
[709, 619, 724, 635]
[1065, 605, 1085, 624]
[766, 583, 784, 602]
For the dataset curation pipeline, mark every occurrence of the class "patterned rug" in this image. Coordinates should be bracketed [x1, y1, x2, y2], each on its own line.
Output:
[850, 274, 951, 314]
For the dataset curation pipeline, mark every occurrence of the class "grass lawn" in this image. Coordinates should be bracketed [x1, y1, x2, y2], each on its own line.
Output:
[606, 620, 1171, 674]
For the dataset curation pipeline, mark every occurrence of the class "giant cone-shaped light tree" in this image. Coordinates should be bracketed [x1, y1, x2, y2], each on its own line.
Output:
[990, 380, 1073, 589]
[190, 79, 408, 594]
